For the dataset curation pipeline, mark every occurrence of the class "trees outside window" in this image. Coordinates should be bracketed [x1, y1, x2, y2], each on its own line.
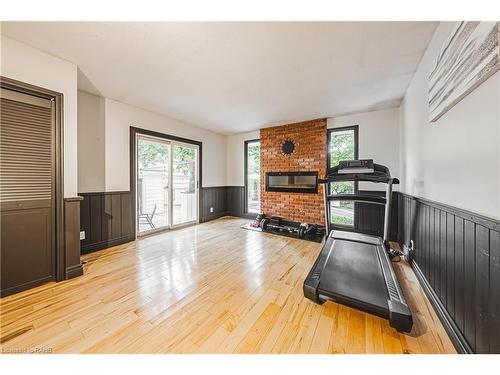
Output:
[328, 127, 358, 226]
[139, 141, 196, 192]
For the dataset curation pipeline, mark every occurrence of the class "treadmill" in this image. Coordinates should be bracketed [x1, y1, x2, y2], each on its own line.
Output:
[303, 159, 413, 332]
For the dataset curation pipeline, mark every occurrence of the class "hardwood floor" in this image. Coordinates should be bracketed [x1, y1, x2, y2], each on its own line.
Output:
[0, 217, 456, 354]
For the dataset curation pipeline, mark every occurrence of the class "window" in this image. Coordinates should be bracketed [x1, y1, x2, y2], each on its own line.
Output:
[245, 140, 261, 214]
[327, 126, 359, 226]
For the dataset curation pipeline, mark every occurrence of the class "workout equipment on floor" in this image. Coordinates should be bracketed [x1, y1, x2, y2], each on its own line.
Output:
[250, 214, 325, 240]
[303, 159, 413, 332]
[259, 216, 320, 239]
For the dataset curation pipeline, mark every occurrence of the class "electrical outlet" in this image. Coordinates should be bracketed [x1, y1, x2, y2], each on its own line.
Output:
[210, 207, 214, 213]
[80, 231, 85, 240]
[402, 240, 414, 262]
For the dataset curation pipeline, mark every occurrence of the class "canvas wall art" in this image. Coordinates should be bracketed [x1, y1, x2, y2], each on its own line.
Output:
[429, 21, 500, 122]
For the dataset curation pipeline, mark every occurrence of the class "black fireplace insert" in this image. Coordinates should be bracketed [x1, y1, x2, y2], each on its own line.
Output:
[265, 171, 318, 193]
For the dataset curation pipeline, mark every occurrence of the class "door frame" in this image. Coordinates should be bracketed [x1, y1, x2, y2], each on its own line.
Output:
[0, 76, 65, 283]
[130, 126, 202, 239]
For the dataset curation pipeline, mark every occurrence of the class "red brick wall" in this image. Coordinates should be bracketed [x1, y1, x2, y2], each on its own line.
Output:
[260, 119, 327, 225]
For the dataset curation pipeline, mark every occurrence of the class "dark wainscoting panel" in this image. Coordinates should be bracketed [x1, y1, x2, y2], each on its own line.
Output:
[226, 186, 248, 217]
[398, 193, 500, 354]
[200, 186, 227, 222]
[200, 186, 252, 222]
[353, 190, 399, 241]
[80, 191, 134, 254]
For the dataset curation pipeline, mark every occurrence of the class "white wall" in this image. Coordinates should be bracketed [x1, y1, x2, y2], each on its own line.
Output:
[77, 90, 105, 192]
[400, 22, 500, 219]
[328, 107, 401, 190]
[104, 98, 226, 191]
[226, 130, 260, 186]
[1, 35, 78, 197]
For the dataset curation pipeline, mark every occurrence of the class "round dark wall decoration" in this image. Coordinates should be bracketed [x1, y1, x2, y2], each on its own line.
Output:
[281, 139, 295, 155]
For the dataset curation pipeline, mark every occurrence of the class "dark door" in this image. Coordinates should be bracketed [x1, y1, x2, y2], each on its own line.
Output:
[0, 88, 56, 296]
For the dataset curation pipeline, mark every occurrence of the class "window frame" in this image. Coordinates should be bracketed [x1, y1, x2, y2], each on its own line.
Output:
[244, 139, 261, 215]
[326, 125, 359, 228]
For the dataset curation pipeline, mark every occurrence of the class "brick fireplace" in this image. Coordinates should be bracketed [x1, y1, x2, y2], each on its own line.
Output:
[260, 119, 327, 225]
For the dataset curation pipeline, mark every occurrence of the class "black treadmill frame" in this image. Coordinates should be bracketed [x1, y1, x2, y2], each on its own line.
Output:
[303, 160, 413, 332]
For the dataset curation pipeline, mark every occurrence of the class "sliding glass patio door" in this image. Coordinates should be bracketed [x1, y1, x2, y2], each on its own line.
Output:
[136, 134, 199, 235]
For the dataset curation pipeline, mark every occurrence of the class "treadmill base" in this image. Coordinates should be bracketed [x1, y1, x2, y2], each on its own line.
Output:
[303, 230, 413, 333]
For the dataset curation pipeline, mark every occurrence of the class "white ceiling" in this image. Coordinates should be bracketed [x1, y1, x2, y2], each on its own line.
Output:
[2, 22, 437, 134]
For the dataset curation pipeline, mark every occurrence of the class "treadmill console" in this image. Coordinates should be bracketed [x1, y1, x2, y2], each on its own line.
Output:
[338, 159, 374, 174]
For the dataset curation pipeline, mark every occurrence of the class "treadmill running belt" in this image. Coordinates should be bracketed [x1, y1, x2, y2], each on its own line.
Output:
[318, 238, 389, 316]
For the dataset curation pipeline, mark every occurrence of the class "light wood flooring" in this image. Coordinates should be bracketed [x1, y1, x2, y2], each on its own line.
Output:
[0, 217, 456, 354]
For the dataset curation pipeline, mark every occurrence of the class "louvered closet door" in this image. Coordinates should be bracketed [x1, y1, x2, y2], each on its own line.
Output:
[0, 88, 55, 296]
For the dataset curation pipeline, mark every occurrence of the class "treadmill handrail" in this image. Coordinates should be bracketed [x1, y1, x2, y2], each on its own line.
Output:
[326, 193, 387, 205]
[321, 161, 398, 241]
[320, 175, 400, 184]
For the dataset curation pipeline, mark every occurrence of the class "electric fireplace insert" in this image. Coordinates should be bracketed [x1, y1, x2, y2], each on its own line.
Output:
[265, 171, 318, 193]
